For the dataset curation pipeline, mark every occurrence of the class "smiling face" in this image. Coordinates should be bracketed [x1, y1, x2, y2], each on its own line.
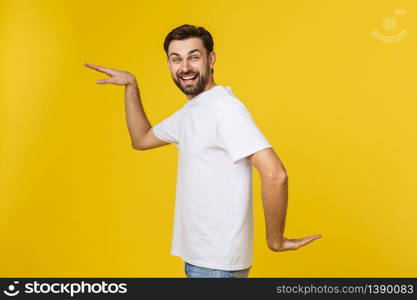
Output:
[167, 37, 216, 99]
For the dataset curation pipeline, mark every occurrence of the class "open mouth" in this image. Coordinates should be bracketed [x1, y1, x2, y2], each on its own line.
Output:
[179, 74, 198, 84]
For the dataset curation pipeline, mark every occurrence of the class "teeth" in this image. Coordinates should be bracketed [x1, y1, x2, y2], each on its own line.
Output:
[181, 75, 197, 80]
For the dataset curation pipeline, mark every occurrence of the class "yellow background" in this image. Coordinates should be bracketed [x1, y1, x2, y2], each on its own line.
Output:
[1, 0, 416, 277]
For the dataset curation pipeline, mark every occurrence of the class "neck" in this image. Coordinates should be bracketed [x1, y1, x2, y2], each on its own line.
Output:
[186, 77, 217, 100]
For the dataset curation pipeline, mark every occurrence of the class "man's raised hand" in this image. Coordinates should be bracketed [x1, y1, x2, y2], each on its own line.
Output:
[269, 234, 322, 252]
[84, 63, 136, 86]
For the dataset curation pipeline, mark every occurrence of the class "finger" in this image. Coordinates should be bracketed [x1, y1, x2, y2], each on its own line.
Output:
[295, 234, 322, 248]
[84, 63, 116, 76]
[96, 79, 113, 84]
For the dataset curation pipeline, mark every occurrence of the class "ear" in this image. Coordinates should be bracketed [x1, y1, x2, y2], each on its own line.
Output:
[209, 51, 216, 69]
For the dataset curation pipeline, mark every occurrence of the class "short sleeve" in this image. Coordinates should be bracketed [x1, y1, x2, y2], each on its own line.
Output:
[152, 108, 185, 145]
[217, 102, 272, 164]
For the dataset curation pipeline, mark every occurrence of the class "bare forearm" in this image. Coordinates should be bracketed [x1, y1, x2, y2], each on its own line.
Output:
[261, 175, 288, 248]
[124, 79, 151, 148]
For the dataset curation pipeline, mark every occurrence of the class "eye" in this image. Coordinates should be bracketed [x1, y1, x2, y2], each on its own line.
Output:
[191, 56, 199, 61]
[172, 57, 181, 63]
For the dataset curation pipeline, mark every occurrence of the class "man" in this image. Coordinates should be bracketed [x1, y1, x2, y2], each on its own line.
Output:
[85, 24, 321, 278]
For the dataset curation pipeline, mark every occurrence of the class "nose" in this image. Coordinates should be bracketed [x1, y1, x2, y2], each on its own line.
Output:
[179, 59, 193, 74]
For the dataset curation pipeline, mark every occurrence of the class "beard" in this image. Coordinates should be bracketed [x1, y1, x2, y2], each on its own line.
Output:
[172, 65, 210, 97]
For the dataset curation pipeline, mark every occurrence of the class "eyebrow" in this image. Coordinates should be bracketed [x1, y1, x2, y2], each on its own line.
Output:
[169, 49, 201, 57]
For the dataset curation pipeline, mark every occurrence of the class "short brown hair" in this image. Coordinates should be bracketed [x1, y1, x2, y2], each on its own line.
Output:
[164, 24, 214, 74]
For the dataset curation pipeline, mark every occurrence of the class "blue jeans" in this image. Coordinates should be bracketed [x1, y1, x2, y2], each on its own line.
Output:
[184, 262, 251, 278]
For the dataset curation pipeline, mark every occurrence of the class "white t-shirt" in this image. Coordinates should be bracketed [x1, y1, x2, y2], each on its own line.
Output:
[152, 85, 272, 271]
